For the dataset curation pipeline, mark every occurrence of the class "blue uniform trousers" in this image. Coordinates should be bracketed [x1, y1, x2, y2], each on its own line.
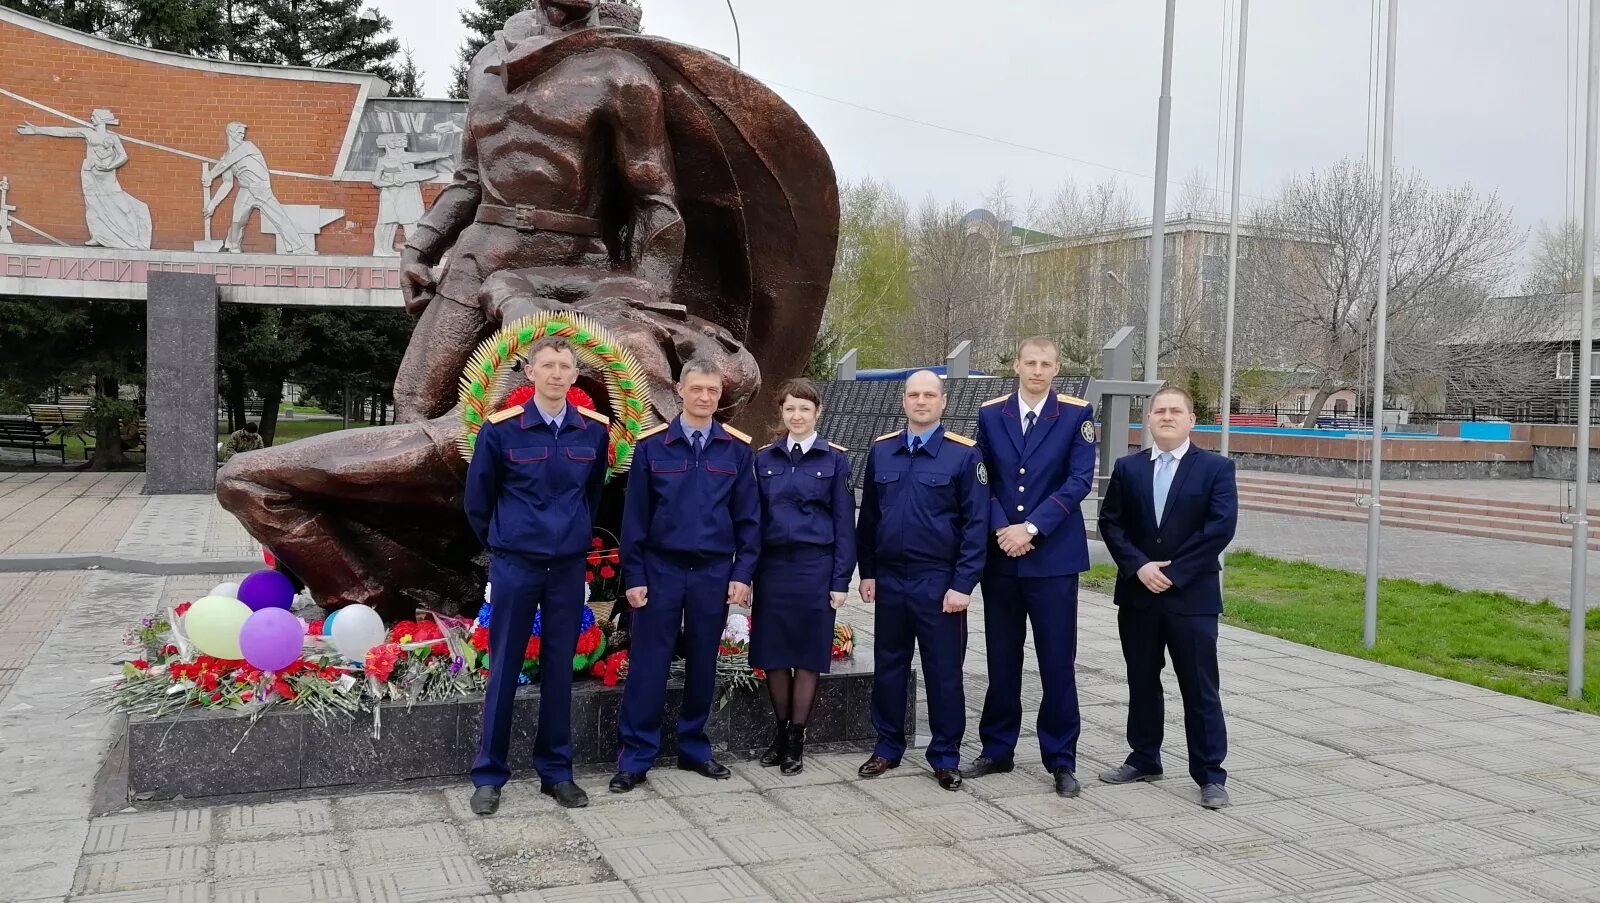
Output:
[472, 555, 586, 787]
[617, 552, 733, 774]
[870, 570, 967, 770]
[977, 574, 1081, 771]
[1118, 606, 1228, 786]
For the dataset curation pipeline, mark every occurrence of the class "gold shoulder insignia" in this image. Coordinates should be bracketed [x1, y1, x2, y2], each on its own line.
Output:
[1058, 394, 1090, 407]
[944, 432, 977, 447]
[875, 431, 902, 443]
[828, 441, 849, 453]
[486, 406, 522, 425]
[577, 407, 609, 424]
[981, 395, 1008, 407]
[722, 425, 752, 444]
[637, 423, 669, 441]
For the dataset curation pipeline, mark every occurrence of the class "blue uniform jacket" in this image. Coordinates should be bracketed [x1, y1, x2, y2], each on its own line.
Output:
[976, 392, 1098, 577]
[754, 437, 858, 593]
[464, 402, 611, 565]
[857, 425, 987, 595]
[1097, 446, 1239, 615]
[622, 418, 761, 587]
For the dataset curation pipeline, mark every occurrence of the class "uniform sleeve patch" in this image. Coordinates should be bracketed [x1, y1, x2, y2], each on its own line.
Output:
[487, 406, 522, 424]
[976, 462, 988, 485]
[1081, 420, 1096, 442]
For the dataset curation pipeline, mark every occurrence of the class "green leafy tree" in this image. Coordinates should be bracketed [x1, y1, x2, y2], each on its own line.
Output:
[449, 0, 528, 98]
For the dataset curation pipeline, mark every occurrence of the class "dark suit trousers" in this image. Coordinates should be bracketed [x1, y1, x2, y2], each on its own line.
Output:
[1117, 606, 1227, 786]
[978, 574, 1080, 771]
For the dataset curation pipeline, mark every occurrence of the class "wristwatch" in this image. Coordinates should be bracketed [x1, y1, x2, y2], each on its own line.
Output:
[1024, 521, 1039, 537]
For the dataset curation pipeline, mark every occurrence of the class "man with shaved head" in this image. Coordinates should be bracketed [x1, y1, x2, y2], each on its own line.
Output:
[855, 370, 987, 791]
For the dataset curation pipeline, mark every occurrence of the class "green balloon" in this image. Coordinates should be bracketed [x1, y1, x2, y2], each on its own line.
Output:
[185, 595, 252, 660]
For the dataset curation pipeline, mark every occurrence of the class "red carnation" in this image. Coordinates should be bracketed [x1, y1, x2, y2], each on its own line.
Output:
[307, 620, 325, 637]
[411, 621, 447, 653]
[592, 537, 603, 549]
[130, 659, 149, 670]
[365, 643, 402, 683]
[174, 602, 192, 617]
[606, 550, 620, 564]
[470, 626, 490, 652]
[589, 660, 606, 677]
[272, 676, 297, 701]
[389, 620, 419, 644]
[161, 644, 179, 657]
[600, 565, 616, 579]
[585, 572, 594, 583]
[502, 385, 535, 410]
[209, 692, 223, 703]
[524, 636, 541, 660]
[240, 690, 254, 702]
[262, 548, 276, 569]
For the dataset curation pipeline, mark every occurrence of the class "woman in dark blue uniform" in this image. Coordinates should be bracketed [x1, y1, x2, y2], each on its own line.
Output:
[751, 378, 857, 775]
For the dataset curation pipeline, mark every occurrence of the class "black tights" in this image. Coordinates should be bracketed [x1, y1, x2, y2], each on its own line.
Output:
[765, 668, 820, 726]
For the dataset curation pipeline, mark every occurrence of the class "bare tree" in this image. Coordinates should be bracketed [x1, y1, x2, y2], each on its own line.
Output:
[1176, 167, 1220, 218]
[1522, 218, 1592, 294]
[902, 188, 1020, 371]
[1250, 158, 1527, 425]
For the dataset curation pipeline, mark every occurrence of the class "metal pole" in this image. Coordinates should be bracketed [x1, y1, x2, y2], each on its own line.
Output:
[1363, 0, 1398, 649]
[1144, 0, 1177, 387]
[1220, 0, 1249, 459]
[1570, 0, 1598, 698]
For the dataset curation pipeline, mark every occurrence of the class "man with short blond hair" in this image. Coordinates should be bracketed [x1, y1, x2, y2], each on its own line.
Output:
[1096, 384, 1238, 809]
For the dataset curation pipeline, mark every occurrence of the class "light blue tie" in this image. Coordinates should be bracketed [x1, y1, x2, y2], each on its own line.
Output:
[1153, 451, 1175, 526]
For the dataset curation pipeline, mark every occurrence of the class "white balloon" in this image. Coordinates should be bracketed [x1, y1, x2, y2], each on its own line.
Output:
[329, 604, 386, 663]
[209, 582, 241, 600]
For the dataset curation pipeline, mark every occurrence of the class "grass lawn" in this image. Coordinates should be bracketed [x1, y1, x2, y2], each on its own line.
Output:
[1083, 550, 1600, 715]
[268, 419, 373, 443]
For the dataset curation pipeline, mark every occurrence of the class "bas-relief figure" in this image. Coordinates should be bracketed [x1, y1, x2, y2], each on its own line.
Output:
[15, 109, 153, 250]
[371, 133, 453, 257]
[218, 0, 839, 619]
[0, 177, 15, 243]
[203, 122, 312, 255]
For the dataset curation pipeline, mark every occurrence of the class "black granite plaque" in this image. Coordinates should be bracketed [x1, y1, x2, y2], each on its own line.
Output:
[145, 272, 219, 494]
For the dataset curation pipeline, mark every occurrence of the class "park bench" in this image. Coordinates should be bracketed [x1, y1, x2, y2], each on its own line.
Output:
[0, 417, 66, 464]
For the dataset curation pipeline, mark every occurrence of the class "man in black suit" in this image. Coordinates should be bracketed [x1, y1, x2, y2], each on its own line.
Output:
[1096, 385, 1238, 809]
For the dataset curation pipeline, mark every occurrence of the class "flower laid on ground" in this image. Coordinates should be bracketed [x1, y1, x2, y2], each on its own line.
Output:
[832, 622, 855, 660]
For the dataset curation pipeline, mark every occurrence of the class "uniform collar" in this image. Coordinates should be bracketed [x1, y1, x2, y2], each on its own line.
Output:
[519, 400, 586, 432]
[898, 424, 945, 456]
[1016, 391, 1051, 422]
[1150, 439, 1192, 462]
[667, 415, 724, 445]
[771, 433, 823, 456]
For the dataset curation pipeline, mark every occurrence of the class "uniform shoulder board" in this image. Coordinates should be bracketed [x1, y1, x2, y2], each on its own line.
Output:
[1058, 394, 1090, 407]
[981, 395, 1008, 407]
[944, 431, 976, 447]
[874, 431, 902, 443]
[828, 441, 849, 453]
[722, 425, 752, 444]
[577, 406, 609, 424]
[486, 405, 522, 425]
[636, 423, 669, 441]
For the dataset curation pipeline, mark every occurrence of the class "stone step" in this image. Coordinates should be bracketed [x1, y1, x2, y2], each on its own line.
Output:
[1237, 472, 1597, 518]
[1235, 488, 1577, 536]
[1238, 499, 1600, 552]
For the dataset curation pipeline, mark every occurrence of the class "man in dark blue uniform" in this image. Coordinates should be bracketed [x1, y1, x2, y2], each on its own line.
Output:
[464, 336, 612, 813]
[611, 359, 761, 792]
[857, 369, 986, 790]
[1097, 385, 1238, 809]
[965, 336, 1097, 797]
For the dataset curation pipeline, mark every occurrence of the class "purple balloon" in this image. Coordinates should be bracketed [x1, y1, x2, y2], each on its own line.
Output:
[239, 608, 305, 673]
[238, 569, 295, 612]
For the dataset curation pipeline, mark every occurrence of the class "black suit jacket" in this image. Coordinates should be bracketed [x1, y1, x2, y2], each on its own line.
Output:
[1097, 445, 1238, 615]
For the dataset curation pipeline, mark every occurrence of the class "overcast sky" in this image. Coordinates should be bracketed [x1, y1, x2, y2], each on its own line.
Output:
[377, 0, 1582, 234]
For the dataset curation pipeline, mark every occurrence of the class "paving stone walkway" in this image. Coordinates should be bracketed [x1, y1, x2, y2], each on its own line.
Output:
[0, 473, 255, 561]
[4, 560, 1600, 903]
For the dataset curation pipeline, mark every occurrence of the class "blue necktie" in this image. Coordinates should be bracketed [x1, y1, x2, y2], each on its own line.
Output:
[691, 430, 704, 463]
[1153, 451, 1175, 526]
[1024, 411, 1037, 436]
[910, 436, 924, 456]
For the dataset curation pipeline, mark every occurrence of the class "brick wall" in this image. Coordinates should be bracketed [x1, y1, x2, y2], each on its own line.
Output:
[0, 15, 438, 257]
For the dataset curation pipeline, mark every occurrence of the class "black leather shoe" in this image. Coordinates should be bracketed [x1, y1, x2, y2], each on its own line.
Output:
[779, 722, 807, 776]
[469, 785, 501, 816]
[1200, 783, 1231, 809]
[677, 757, 731, 780]
[1053, 768, 1081, 798]
[935, 768, 963, 791]
[760, 718, 790, 767]
[959, 755, 1015, 779]
[608, 771, 647, 793]
[858, 755, 900, 777]
[1098, 763, 1163, 784]
[541, 780, 590, 808]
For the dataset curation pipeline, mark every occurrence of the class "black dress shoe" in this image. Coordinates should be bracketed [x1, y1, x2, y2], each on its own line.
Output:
[1200, 783, 1231, 809]
[960, 755, 1015, 779]
[469, 785, 501, 816]
[541, 780, 590, 808]
[677, 757, 731, 780]
[608, 771, 648, 793]
[1053, 768, 1081, 798]
[858, 755, 900, 777]
[760, 718, 791, 767]
[935, 768, 963, 791]
[1097, 763, 1163, 784]
[779, 722, 806, 776]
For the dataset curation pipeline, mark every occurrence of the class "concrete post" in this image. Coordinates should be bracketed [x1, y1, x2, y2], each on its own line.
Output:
[145, 272, 218, 494]
[946, 340, 972, 379]
[835, 348, 858, 381]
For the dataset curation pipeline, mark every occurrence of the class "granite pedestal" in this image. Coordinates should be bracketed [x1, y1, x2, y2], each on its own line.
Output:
[144, 271, 218, 494]
[122, 654, 910, 800]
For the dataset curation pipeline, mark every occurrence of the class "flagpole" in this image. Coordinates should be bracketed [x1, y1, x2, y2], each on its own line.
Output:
[1145, 0, 1178, 391]
[1363, 0, 1398, 649]
[1570, 0, 1597, 698]
[1220, 0, 1249, 459]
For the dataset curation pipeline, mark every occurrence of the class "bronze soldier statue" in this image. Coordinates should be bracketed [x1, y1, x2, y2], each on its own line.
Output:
[218, 0, 838, 618]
